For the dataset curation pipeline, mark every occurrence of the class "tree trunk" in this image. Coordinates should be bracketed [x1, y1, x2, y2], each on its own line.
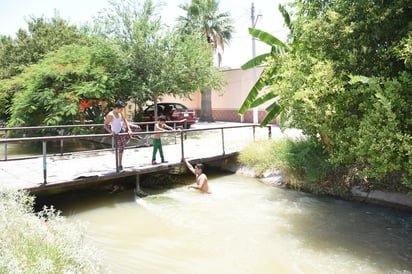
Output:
[320, 133, 331, 151]
[153, 95, 158, 122]
[199, 87, 214, 122]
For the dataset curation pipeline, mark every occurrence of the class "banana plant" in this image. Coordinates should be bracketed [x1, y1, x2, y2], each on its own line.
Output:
[238, 4, 292, 127]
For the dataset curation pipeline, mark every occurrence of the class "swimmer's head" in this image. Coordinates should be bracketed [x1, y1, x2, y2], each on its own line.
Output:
[195, 163, 204, 171]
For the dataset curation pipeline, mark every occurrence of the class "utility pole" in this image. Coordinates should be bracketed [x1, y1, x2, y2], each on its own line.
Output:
[251, 2, 261, 124]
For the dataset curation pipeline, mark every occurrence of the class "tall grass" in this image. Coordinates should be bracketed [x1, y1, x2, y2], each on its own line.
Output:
[0, 188, 107, 274]
[239, 138, 338, 194]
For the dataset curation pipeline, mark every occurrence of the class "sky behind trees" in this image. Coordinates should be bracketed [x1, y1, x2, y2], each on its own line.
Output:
[0, 0, 290, 68]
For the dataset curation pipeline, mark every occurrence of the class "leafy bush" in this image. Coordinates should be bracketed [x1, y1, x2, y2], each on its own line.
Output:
[0, 188, 106, 273]
[238, 1, 412, 195]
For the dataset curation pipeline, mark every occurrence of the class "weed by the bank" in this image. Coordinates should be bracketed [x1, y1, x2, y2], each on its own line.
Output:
[238, 139, 278, 176]
[0, 188, 107, 273]
[239, 138, 341, 194]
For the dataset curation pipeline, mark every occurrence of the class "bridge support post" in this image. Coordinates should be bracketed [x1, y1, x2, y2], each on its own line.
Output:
[135, 174, 148, 197]
[135, 174, 140, 192]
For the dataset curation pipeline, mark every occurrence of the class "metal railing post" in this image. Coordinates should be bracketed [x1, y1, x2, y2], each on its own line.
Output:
[180, 130, 185, 161]
[173, 122, 177, 144]
[59, 128, 64, 156]
[4, 142, 7, 161]
[144, 124, 150, 146]
[221, 128, 225, 155]
[42, 141, 47, 185]
[4, 129, 7, 161]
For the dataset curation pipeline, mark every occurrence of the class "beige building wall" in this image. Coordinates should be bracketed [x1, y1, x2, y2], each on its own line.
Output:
[157, 66, 274, 124]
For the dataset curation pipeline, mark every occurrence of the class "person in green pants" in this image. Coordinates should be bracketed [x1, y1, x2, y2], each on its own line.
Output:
[152, 116, 174, 164]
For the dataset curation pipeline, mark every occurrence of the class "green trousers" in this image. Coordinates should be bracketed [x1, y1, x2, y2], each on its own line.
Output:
[152, 138, 164, 161]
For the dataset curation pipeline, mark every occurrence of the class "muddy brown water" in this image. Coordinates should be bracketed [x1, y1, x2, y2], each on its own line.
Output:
[42, 172, 412, 274]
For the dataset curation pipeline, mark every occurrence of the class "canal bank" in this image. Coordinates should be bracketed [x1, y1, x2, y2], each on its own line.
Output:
[227, 162, 412, 212]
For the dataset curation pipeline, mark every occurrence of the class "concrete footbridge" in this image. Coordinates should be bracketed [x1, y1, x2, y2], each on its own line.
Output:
[0, 122, 273, 195]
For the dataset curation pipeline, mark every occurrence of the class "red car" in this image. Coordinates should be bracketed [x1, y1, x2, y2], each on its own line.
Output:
[142, 103, 197, 128]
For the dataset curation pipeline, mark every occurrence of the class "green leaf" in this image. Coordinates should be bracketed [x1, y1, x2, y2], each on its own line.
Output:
[241, 53, 271, 70]
[238, 76, 268, 114]
[260, 103, 282, 127]
[250, 92, 278, 108]
[248, 28, 288, 49]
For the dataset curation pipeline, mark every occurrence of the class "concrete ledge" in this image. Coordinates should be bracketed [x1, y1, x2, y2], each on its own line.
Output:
[351, 186, 412, 210]
[225, 162, 412, 212]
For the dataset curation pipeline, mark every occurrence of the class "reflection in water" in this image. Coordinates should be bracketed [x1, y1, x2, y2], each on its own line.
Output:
[49, 173, 412, 274]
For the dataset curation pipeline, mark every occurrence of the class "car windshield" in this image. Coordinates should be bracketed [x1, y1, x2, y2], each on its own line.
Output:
[173, 104, 187, 110]
[146, 105, 164, 112]
[145, 103, 189, 113]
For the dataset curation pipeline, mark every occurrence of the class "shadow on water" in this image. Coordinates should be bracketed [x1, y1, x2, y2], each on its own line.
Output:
[34, 170, 199, 215]
[262, 189, 412, 272]
[35, 188, 130, 214]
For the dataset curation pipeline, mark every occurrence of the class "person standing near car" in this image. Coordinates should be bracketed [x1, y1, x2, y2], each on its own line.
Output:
[104, 100, 132, 171]
[152, 116, 174, 165]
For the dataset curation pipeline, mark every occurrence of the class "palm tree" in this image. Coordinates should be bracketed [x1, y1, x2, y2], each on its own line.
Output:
[178, 0, 234, 122]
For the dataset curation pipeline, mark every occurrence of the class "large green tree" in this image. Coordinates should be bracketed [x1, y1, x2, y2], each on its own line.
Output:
[178, 0, 234, 122]
[240, 0, 412, 191]
[95, 0, 224, 119]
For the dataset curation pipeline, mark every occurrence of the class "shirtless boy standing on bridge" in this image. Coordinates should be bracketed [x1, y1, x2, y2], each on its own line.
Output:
[184, 159, 211, 193]
[152, 116, 174, 165]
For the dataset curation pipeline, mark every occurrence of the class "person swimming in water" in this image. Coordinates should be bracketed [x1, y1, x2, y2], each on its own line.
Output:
[184, 158, 211, 193]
